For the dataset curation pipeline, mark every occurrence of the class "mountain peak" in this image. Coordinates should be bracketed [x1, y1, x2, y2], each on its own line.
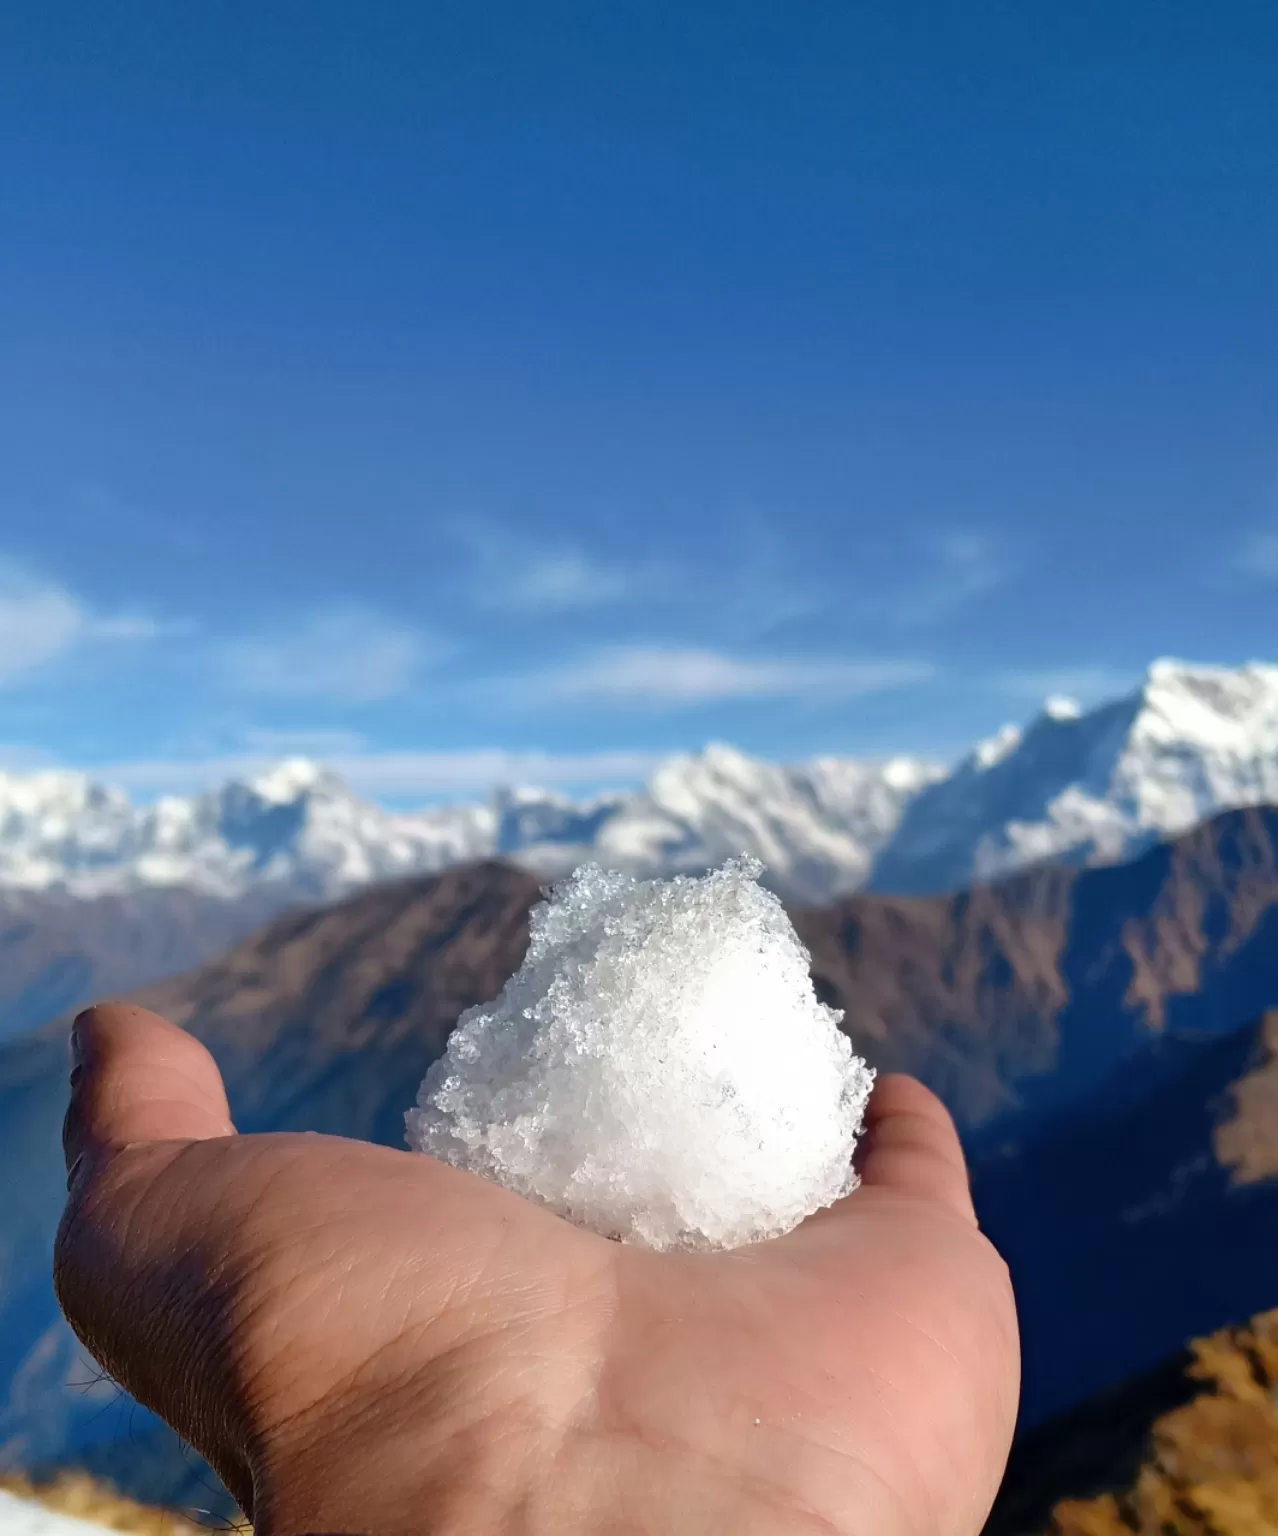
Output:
[871, 659, 1278, 894]
[973, 723, 1023, 769]
[247, 757, 337, 803]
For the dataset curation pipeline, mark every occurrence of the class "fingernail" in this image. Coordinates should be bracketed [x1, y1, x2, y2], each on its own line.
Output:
[69, 1009, 99, 1070]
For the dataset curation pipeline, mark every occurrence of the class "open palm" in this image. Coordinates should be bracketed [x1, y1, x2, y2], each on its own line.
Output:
[56, 1004, 1019, 1536]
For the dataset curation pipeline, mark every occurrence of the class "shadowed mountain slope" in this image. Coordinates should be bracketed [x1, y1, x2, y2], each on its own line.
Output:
[0, 887, 294, 1046]
[797, 804, 1278, 1139]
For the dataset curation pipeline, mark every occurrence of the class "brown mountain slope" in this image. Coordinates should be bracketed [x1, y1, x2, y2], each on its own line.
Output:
[132, 859, 542, 1142]
[1216, 1012, 1278, 1185]
[796, 803, 1278, 1128]
[107, 802, 1278, 1140]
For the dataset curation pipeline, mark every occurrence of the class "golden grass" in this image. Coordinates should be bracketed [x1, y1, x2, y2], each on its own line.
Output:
[1049, 1308, 1278, 1535]
[0, 1473, 223, 1534]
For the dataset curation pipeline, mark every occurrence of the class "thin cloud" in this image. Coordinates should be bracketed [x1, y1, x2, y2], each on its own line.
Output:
[0, 564, 170, 686]
[525, 647, 935, 708]
[0, 743, 59, 772]
[99, 747, 660, 799]
[996, 665, 1135, 707]
[220, 607, 432, 704]
[452, 519, 640, 614]
[501, 551, 632, 612]
[89, 613, 190, 641]
[891, 532, 1009, 627]
[1233, 532, 1278, 580]
[240, 726, 371, 756]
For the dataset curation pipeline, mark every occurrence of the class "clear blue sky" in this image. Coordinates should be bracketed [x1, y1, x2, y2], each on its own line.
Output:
[2, 2, 1277, 801]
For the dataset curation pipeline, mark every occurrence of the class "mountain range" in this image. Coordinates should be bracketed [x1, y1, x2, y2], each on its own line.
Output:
[3, 660, 1278, 909]
[2, 803, 1278, 1509]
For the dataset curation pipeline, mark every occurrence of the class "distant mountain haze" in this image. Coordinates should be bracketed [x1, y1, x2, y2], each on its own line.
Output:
[0, 887, 298, 1046]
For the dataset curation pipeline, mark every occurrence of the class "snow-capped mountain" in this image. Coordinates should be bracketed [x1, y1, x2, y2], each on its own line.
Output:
[589, 745, 940, 898]
[869, 659, 1278, 893]
[7, 659, 1278, 907]
[0, 747, 938, 906]
[0, 759, 495, 901]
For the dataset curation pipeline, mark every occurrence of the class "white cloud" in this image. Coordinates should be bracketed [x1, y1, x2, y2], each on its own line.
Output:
[996, 665, 1135, 706]
[0, 565, 170, 686]
[1234, 532, 1278, 579]
[100, 747, 659, 799]
[0, 580, 84, 684]
[88, 613, 189, 641]
[240, 726, 371, 756]
[220, 607, 430, 704]
[449, 516, 648, 613]
[500, 551, 631, 612]
[892, 532, 1009, 626]
[526, 647, 935, 707]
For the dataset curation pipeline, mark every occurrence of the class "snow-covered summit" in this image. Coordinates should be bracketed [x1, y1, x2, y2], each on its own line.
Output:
[0, 745, 938, 905]
[590, 743, 939, 899]
[7, 659, 1278, 908]
[869, 658, 1278, 893]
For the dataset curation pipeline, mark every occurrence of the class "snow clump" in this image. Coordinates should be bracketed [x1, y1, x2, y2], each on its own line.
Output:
[406, 856, 875, 1250]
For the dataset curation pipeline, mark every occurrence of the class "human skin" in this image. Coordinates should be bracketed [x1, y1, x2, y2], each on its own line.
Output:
[55, 1003, 1019, 1536]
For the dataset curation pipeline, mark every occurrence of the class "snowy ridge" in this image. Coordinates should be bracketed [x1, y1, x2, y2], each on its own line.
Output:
[870, 658, 1278, 893]
[0, 746, 936, 905]
[5, 660, 1278, 905]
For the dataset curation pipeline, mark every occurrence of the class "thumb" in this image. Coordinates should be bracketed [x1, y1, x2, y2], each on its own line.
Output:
[62, 1003, 236, 1183]
[856, 1074, 977, 1225]
[55, 1005, 258, 1510]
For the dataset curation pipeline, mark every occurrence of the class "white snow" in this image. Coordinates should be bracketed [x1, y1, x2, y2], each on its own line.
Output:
[3, 658, 1278, 906]
[870, 659, 1278, 893]
[406, 858, 874, 1250]
[0, 747, 936, 904]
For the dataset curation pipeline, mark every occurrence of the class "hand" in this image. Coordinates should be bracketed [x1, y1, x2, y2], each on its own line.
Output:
[55, 1003, 1019, 1536]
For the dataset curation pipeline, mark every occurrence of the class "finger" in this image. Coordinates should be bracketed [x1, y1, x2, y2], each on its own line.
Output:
[64, 1003, 236, 1182]
[856, 1074, 976, 1224]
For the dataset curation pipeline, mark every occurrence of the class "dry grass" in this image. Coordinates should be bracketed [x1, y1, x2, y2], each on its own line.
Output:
[0, 1473, 223, 1535]
[1049, 1308, 1278, 1535]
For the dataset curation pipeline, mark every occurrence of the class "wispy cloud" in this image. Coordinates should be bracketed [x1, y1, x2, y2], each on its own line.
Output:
[220, 607, 433, 704]
[996, 665, 1135, 706]
[452, 520, 642, 614]
[890, 532, 1009, 627]
[500, 551, 633, 612]
[239, 726, 371, 756]
[0, 743, 59, 772]
[1233, 532, 1278, 580]
[522, 646, 935, 708]
[100, 747, 660, 799]
[0, 564, 170, 686]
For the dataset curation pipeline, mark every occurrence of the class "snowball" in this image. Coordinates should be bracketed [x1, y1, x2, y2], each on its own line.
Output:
[406, 856, 875, 1251]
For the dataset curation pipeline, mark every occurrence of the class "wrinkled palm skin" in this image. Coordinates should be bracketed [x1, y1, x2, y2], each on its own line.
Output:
[55, 1005, 1019, 1536]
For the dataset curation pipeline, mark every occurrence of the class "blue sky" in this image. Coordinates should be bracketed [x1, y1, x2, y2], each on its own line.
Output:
[2, 2, 1278, 802]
